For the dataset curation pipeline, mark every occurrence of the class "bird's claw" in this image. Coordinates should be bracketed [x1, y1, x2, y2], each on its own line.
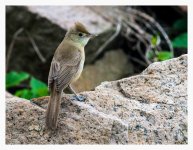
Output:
[30, 100, 36, 105]
[72, 95, 86, 102]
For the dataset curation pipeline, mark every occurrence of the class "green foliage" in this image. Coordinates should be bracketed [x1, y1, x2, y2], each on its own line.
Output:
[15, 89, 33, 100]
[149, 34, 172, 62]
[6, 71, 30, 88]
[172, 18, 187, 31]
[151, 34, 160, 47]
[171, 18, 187, 49]
[30, 77, 49, 98]
[157, 51, 172, 61]
[146, 49, 172, 62]
[6, 71, 49, 100]
[146, 17, 187, 63]
[172, 33, 187, 48]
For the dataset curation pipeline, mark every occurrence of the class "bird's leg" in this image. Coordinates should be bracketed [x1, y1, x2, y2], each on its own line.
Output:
[68, 84, 85, 102]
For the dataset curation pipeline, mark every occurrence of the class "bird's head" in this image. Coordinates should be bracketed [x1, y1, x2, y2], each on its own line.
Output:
[65, 22, 96, 47]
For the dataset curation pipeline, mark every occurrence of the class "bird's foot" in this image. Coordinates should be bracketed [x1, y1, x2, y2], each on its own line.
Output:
[72, 95, 86, 102]
[30, 99, 37, 106]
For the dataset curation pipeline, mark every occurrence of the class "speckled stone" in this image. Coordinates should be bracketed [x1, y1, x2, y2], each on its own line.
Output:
[6, 55, 187, 144]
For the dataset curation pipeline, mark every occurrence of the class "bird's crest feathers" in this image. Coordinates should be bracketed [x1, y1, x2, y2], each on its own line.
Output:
[74, 22, 90, 34]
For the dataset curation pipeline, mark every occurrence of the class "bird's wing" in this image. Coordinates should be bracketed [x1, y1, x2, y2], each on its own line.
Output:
[48, 47, 82, 92]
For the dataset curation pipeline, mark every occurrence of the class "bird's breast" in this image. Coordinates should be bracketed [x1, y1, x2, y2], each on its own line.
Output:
[71, 50, 85, 83]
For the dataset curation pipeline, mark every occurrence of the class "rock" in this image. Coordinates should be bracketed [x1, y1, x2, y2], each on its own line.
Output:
[72, 49, 134, 92]
[6, 55, 187, 144]
[27, 6, 112, 34]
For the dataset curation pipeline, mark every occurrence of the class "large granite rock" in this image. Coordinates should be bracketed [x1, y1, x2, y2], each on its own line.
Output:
[6, 55, 187, 144]
[27, 6, 111, 34]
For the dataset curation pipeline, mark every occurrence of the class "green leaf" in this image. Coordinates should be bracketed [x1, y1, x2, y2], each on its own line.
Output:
[151, 35, 160, 47]
[6, 71, 30, 88]
[173, 18, 187, 31]
[32, 87, 49, 98]
[15, 89, 32, 100]
[157, 51, 172, 61]
[30, 77, 48, 97]
[30, 77, 47, 90]
[172, 33, 187, 48]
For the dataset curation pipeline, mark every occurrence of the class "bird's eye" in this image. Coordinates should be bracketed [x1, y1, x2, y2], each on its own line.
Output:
[78, 33, 83, 37]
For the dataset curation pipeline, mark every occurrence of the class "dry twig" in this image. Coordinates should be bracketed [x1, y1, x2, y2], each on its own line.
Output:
[85, 6, 173, 66]
[91, 22, 122, 62]
[127, 55, 148, 67]
[6, 28, 46, 72]
[126, 8, 174, 57]
[6, 28, 24, 71]
[25, 30, 46, 63]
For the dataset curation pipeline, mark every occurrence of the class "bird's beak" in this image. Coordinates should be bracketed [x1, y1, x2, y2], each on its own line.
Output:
[87, 33, 98, 38]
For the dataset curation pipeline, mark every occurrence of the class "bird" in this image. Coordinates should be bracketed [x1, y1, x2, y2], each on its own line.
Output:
[46, 22, 96, 130]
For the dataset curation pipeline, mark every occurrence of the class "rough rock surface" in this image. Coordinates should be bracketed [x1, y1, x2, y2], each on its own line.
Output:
[6, 55, 187, 144]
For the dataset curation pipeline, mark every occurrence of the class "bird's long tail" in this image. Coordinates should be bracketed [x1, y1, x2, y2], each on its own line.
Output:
[46, 82, 62, 129]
